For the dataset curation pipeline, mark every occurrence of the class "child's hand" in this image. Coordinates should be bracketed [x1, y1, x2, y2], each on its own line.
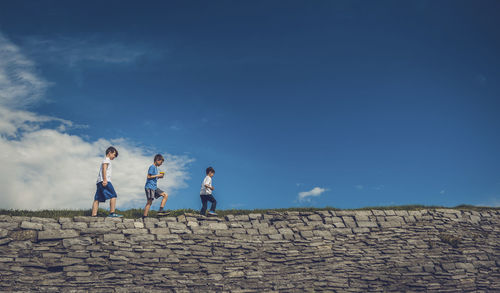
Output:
[159, 174, 164, 178]
[211, 186, 214, 191]
[103, 180, 108, 187]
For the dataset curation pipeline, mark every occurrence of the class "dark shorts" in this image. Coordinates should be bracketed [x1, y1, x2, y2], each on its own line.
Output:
[94, 182, 117, 203]
[145, 188, 166, 201]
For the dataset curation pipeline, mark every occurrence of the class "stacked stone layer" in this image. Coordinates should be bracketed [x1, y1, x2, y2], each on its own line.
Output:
[0, 209, 499, 292]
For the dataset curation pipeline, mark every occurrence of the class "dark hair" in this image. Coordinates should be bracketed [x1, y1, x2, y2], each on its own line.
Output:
[154, 154, 164, 162]
[106, 146, 118, 157]
[206, 166, 215, 175]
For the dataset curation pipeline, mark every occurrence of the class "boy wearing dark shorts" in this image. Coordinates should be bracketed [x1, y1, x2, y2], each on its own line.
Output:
[143, 154, 169, 218]
[200, 167, 217, 216]
[91, 146, 123, 217]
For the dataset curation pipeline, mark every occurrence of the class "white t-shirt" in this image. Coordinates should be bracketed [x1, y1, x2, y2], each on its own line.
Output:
[200, 175, 212, 195]
[96, 157, 112, 183]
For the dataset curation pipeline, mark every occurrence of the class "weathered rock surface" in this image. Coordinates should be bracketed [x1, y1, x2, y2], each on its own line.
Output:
[0, 209, 499, 292]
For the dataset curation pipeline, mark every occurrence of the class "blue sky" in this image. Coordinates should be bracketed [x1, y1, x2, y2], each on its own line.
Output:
[0, 0, 499, 210]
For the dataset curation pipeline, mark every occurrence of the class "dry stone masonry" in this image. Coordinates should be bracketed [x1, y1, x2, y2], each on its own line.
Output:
[0, 209, 499, 292]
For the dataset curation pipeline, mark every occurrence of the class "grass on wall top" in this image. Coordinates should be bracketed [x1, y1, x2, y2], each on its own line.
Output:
[0, 205, 497, 219]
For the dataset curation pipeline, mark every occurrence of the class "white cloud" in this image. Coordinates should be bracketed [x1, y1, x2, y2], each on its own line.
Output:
[21, 36, 153, 67]
[298, 187, 328, 202]
[0, 32, 192, 210]
[440, 190, 446, 195]
[169, 122, 181, 131]
[0, 33, 48, 108]
[0, 106, 74, 137]
[355, 185, 364, 190]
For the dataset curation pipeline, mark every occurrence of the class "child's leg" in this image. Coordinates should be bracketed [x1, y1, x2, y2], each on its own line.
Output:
[200, 195, 208, 215]
[144, 199, 153, 216]
[207, 194, 217, 212]
[160, 192, 168, 209]
[110, 197, 116, 213]
[91, 200, 99, 216]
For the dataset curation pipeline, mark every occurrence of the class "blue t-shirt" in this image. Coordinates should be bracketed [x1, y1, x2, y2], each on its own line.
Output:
[145, 164, 158, 190]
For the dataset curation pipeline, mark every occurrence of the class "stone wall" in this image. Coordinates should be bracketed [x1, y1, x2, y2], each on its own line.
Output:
[0, 209, 498, 292]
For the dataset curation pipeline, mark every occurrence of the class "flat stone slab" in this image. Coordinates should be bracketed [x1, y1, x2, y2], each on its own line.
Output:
[20, 221, 43, 231]
[38, 229, 79, 240]
[208, 223, 228, 230]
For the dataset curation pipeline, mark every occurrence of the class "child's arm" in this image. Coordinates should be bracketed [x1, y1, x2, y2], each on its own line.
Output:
[102, 163, 108, 186]
[147, 173, 162, 179]
[204, 184, 214, 191]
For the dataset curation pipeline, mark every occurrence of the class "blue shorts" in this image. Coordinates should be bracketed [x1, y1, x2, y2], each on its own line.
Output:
[94, 182, 117, 202]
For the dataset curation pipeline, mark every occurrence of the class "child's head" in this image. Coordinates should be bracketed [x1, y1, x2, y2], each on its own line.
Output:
[206, 166, 215, 177]
[154, 154, 164, 166]
[106, 146, 118, 160]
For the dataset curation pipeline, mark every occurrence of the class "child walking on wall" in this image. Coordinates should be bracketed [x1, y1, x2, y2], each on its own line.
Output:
[200, 166, 217, 216]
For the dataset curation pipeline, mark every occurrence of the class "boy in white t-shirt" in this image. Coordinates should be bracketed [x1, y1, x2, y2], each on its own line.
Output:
[91, 146, 123, 217]
[200, 167, 216, 216]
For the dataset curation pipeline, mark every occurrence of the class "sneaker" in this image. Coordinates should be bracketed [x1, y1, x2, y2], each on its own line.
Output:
[157, 210, 170, 216]
[108, 212, 123, 218]
[208, 211, 218, 216]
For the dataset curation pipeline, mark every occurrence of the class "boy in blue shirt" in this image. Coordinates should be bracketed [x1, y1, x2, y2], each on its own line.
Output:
[143, 154, 169, 218]
[91, 146, 123, 217]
